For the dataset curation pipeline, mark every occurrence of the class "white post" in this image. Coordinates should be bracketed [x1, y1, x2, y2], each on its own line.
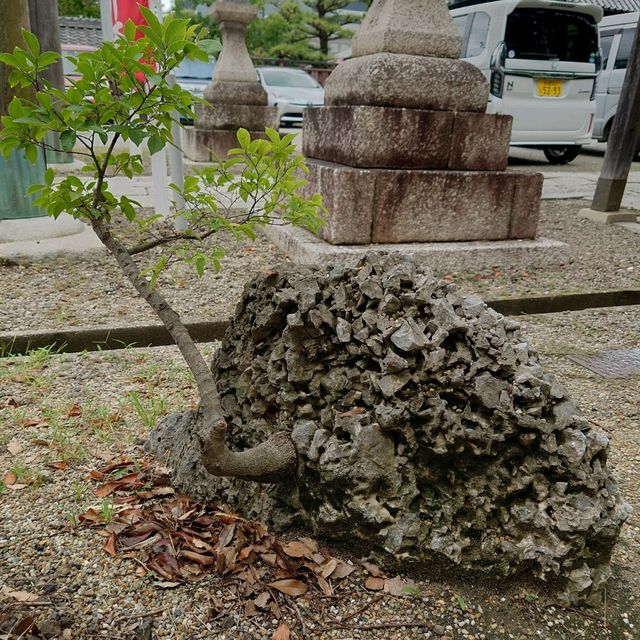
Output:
[167, 74, 187, 227]
[99, 0, 114, 42]
[148, 0, 170, 216]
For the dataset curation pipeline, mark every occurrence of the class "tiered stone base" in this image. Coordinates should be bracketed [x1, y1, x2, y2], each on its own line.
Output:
[303, 106, 512, 171]
[303, 159, 542, 245]
[182, 103, 278, 162]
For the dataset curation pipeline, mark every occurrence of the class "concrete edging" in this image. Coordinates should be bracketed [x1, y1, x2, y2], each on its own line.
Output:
[1, 291, 639, 357]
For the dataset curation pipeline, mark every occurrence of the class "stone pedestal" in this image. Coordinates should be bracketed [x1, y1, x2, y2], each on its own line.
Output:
[302, 0, 542, 246]
[306, 160, 541, 245]
[183, 0, 278, 162]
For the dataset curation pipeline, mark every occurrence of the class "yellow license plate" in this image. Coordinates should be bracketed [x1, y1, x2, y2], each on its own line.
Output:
[537, 79, 563, 97]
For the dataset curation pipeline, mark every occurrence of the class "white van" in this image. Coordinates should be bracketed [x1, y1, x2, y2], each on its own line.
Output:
[450, 0, 603, 164]
[592, 11, 638, 153]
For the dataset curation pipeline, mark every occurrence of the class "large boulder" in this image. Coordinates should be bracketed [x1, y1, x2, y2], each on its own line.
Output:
[147, 254, 630, 604]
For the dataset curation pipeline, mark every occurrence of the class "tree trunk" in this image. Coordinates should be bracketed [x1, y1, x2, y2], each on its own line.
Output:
[0, 0, 34, 116]
[27, 0, 65, 91]
[27, 0, 73, 163]
[90, 217, 297, 482]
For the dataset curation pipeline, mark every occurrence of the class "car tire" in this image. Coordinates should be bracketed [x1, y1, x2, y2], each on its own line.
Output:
[543, 145, 582, 165]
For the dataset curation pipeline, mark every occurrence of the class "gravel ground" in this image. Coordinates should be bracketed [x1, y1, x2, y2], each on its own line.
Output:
[0, 198, 638, 334]
[0, 196, 639, 639]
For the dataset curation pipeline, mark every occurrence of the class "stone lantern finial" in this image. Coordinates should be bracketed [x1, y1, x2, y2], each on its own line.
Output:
[183, 0, 278, 162]
[351, 0, 462, 59]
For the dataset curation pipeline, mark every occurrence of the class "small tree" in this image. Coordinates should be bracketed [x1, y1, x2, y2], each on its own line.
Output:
[0, 9, 325, 482]
[279, 0, 368, 58]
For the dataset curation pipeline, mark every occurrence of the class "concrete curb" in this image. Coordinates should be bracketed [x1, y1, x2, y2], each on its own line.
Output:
[2, 291, 638, 357]
[0, 225, 104, 262]
[261, 223, 570, 271]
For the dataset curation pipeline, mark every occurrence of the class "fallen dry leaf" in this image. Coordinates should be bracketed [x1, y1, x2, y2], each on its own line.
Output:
[254, 591, 271, 609]
[267, 579, 308, 597]
[384, 576, 419, 597]
[103, 532, 117, 558]
[67, 403, 82, 417]
[329, 561, 355, 580]
[365, 576, 385, 591]
[316, 575, 333, 597]
[340, 406, 366, 417]
[272, 623, 290, 640]
[362, 561, 383, 577]
[7, 439, 23, 456]
[3, 471, 17, 486]
[48, 461, 68, 471]
[20, 418, 44, 428]
[1, 587, 41, 603]
[6, 483, 28, 491]
[319, 557, 338, 579]
[282, 540, 313, 558]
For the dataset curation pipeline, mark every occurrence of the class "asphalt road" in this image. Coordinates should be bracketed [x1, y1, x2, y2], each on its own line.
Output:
[508, 142, 610, 173]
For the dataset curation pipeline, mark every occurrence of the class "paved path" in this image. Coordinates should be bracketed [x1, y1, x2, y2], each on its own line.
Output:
[542, 171, 640, 210]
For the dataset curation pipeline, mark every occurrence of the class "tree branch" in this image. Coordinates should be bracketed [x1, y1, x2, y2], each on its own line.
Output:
[90, 218, 297, 483]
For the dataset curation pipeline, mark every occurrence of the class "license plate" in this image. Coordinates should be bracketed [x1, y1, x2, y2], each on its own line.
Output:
[537, 79, 563, 97]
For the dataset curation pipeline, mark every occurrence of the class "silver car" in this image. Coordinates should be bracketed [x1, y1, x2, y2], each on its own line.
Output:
[257, 67, 325, 127]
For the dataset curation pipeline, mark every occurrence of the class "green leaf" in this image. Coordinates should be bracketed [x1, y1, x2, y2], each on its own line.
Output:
[123, 19, 137, 42]
[236, 128, 251, 149]
[22, 30, 40, 56]
[24, 145, 38, 164]
[45, 168, 54, 186]
[147, 135, 165, 155]
[60, 130, 76, 152]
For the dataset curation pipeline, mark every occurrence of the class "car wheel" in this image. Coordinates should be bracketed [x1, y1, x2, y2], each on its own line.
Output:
[543, 145, 582, 165]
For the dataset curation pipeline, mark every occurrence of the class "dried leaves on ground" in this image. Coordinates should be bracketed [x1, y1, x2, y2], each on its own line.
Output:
[78, 457, 417, 609]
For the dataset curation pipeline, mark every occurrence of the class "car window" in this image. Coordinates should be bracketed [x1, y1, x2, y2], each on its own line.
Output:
[260, 69, 319, 89]
[614, 27, 636, 70]
[466, 12, 490, 57]
[452, 15, 468, 54]
[505, 8, 599, 63]
[175, 59, 214, 80]
[599, 32, 615, 68]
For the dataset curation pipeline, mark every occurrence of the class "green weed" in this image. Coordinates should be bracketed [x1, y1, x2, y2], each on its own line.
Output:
[127, 390, 167, 428]
[100, 498, 115, 523]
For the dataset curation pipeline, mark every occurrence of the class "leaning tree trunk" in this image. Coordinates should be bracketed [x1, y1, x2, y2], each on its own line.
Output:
[90, 217, 297, 482]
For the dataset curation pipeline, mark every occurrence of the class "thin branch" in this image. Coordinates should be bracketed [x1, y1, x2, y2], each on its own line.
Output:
[128, 229, 216, 255]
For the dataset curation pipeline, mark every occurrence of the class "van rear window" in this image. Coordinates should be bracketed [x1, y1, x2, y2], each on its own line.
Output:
[505, 8, 599, 63]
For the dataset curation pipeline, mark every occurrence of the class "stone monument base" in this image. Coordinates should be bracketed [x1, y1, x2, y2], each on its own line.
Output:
[303, 159, 542, 245]
[182, 128, 269, 162]
[261, 219, 569, 272]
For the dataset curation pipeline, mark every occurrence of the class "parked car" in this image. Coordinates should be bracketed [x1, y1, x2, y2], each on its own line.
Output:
[175, 57, 216, 125]
[592, 11, 640, 159]
[256, 67, 325, 127]
[450, 0, 603, 164]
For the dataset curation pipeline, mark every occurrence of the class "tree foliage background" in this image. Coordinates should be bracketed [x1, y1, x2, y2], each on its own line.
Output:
[58, 0, 101, 18]
[57, 0, 370, 62]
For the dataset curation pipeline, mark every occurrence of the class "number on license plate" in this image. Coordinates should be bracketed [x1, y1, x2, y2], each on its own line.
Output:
[537, 79, 563, 97]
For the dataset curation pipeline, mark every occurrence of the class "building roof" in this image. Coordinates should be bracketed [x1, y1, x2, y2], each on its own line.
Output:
[58, 16, 103, 48]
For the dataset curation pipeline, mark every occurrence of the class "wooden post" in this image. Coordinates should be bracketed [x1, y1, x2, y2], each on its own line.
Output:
[591, 14, 640, 212]
[28, 0, 73, 163]
[0, 0, 47, 220]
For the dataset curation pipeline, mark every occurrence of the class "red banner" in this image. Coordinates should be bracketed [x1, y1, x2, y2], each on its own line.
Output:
[111, 0, 150, 38]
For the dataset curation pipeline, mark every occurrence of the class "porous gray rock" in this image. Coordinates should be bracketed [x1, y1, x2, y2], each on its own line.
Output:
[147, 254, 630, 605]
